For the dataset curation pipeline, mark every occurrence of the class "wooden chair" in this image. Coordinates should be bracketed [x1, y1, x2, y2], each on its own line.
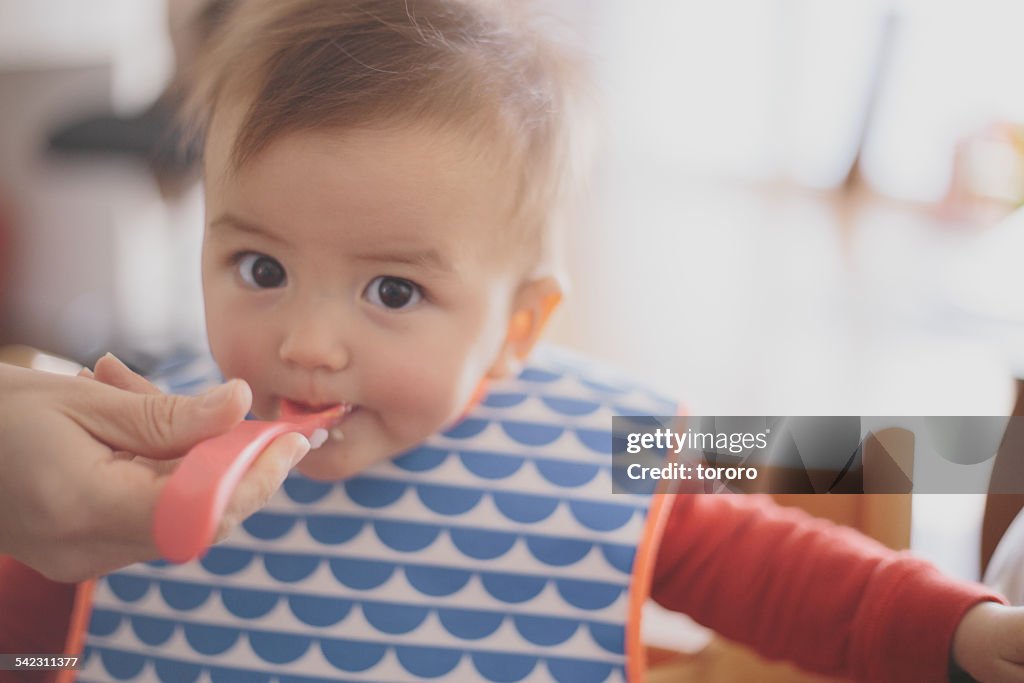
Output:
[981, 378, 1024, 578]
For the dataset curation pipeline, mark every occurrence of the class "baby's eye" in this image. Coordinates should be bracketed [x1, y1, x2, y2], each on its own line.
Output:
[364, 276, 422, 310]
[236, 253, 286, 289]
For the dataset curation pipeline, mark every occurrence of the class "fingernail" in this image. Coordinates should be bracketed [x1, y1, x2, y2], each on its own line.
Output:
[102, 352, 128, 369]
[290, 434, 311, 466]
[200, 380, 237, 410]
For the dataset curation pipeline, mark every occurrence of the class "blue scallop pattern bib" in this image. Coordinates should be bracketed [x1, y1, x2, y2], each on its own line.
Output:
[78, 346, 676, 682]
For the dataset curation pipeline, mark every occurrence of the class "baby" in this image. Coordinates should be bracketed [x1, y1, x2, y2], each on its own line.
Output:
[194, 0, 571, 484]
[2, 1, 1023, 682]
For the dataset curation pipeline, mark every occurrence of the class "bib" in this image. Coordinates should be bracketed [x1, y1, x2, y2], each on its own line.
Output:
[74, 347, 676, 682]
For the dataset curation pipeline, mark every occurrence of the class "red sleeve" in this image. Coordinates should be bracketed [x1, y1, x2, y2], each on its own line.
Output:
[650, 494, 1005, 683]
[0, 556, 75, 683]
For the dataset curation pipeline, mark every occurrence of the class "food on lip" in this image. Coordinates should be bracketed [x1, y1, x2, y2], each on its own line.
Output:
[309, 428, 329, 448]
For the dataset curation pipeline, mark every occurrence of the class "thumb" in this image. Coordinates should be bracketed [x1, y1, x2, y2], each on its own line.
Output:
[70, 378, 253, 458]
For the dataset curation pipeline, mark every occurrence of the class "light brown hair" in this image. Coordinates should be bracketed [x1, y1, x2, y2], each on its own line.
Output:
[183, 0, 589, 274]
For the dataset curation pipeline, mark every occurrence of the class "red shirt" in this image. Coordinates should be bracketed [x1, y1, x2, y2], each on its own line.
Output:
[652, 494, 1000, 682]
[0, 494, 1001, 682]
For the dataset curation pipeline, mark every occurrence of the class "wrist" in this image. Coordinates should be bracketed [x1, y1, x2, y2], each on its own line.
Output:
[948, 648, 978, 683]
[951, 600, 1008, 683]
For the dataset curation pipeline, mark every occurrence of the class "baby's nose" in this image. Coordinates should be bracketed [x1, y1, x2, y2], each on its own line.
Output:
[278, 309, 350, 372]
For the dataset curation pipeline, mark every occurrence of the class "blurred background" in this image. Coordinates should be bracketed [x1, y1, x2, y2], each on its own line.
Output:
[2, 0, 1024, 659]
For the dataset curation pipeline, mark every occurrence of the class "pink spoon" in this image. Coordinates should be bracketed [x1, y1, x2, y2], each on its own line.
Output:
[153, 404, 343, 563]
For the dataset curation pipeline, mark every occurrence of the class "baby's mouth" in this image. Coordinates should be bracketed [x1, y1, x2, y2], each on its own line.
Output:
[280, 398, 355, 448]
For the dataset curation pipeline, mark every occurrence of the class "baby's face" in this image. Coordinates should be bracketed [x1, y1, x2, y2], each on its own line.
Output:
[201, 115, 522, 480]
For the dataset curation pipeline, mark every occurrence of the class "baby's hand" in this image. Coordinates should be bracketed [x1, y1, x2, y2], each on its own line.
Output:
[953, 601, 1024, 682]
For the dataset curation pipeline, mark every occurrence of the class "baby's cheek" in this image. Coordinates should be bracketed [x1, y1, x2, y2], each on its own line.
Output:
[370, 356, 468, 436]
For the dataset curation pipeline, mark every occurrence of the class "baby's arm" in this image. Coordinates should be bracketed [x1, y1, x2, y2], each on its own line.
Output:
[651, 494, 1004, 682]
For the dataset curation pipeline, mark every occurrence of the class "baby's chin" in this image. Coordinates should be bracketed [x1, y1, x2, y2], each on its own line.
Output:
[293, 437, 366, 481]
[292, 430, 399, 483]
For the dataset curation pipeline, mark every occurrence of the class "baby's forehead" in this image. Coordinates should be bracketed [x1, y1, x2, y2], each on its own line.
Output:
[205, 120, 533, 272]
[209, 97, 511, 189]
[186, 0, 576, 285]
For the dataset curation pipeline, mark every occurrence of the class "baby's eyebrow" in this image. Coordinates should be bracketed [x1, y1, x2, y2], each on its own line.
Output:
[352, 248, 453, 272]
[208, 213, 288, 246]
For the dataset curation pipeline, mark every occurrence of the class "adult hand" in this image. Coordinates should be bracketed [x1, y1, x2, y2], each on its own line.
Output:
[0, 356, 310, 582]
[953, 601, 1024, 682]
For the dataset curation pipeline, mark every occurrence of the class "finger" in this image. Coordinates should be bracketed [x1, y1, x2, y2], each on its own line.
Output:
[67, 378, 253, 459]
[92, 355, 184, 471]
[77, 367, 94, 379]
[94, 353, 161, 395]
[215, 433, 311, 542]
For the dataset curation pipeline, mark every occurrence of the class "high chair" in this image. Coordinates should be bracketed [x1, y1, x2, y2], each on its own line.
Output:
[981, 379, 1024, 602]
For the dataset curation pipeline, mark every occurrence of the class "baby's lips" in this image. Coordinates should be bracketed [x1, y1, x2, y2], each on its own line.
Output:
[283, 404, 346, 438]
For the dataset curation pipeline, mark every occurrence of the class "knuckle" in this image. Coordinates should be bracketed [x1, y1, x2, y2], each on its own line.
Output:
[141, 394, 179, 446]
[36, 548, 90, 583]
[218, 469, 284, 541]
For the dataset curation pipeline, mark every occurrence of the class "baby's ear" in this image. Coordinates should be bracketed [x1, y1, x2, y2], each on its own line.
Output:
[488, 277, 562, 380]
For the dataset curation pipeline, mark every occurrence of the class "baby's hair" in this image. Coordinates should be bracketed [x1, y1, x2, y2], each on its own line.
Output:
[183, 0, 591, 276]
